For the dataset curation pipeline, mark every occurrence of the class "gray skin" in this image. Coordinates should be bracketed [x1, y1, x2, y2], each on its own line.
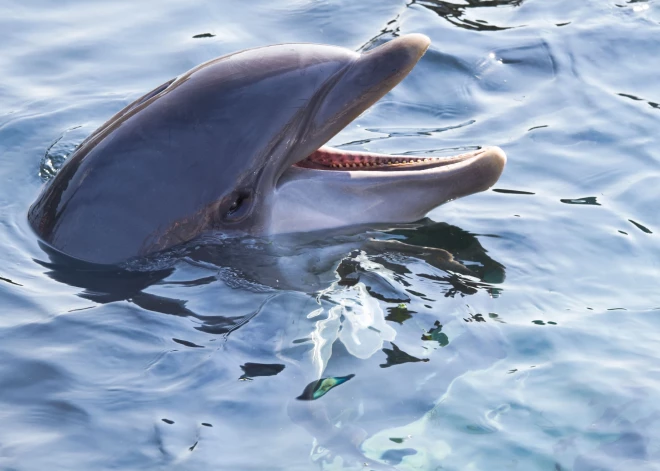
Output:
[29, 34, 506, 265]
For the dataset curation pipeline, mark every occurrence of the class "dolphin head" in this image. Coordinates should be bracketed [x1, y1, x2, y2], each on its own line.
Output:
[29, 34, 505, 265]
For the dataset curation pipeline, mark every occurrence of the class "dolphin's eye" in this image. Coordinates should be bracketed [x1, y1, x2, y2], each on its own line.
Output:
[226, 191, 251, 220]
[228, 198, 241, 213]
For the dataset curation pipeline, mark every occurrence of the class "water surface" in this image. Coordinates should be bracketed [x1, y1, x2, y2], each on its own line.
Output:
[1, 0, 659, 469]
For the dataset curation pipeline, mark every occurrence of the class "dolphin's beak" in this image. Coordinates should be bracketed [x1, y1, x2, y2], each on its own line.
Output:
[271, 34, 507, 234]
[310, 34, 431, 135]
[286, 33, 506, 184]
[271, 34, 432, 182]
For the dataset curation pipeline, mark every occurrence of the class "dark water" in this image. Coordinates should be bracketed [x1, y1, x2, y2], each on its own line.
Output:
[1, 1, 660, 469]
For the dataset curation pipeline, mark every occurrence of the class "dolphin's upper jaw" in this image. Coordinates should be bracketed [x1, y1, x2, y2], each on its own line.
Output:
[278, 34, 504, 182]
[269, 34, 433, 180]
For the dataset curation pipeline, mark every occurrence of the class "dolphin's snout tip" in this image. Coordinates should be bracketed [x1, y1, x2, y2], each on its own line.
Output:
[378, 34, 431, 61]
[397, 33, 431, 54]
[486, 146, 507, 170]
[478, 146, 507, 189]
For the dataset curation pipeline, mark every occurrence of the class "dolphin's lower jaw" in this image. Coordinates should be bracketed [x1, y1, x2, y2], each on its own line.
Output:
[270, 146, 506, 235]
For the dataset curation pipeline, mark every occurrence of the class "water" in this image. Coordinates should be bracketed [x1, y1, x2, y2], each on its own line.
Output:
[1, 0, 660, 469]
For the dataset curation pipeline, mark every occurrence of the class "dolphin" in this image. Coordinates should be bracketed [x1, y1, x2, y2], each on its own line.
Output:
[28, 34, 506, 265]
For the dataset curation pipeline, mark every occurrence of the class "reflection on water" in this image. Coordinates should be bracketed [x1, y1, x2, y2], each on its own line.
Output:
[560, 196, 601, 206]
[382, 221, 506, 297]
[618, 92, 660, 110]
[239, 362, 285, 380]
[412, 0, 525, 31]
[297, 375, 355, 401]
[380, 343, 429, 368]
[385, 304, 415, 324]
[36, 243, 175, 303]
[32, 219, 508, 467]
[421, 320, 449, 346]
[628, 219, 653, 234]
[0, 275, 22, 286]
[35, 219, 505, 315]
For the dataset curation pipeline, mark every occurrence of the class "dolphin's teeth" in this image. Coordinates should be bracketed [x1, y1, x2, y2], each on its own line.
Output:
[302, 147, 465, 171]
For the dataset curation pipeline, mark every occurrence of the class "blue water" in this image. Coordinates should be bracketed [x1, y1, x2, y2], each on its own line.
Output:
[1, 1, 660, 469]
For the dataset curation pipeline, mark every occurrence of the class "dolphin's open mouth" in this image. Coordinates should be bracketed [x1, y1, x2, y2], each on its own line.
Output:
[272, 33, 506, 234]
[295, 146, 486, 172]
[284, 35, 493, 175]
[274, 32, 506, 208]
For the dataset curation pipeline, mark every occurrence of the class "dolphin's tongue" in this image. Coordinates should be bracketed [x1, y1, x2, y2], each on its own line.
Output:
[295, 145, 483, 171]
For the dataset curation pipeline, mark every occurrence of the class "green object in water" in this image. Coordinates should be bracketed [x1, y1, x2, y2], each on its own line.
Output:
[296, 374, 355, 401]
